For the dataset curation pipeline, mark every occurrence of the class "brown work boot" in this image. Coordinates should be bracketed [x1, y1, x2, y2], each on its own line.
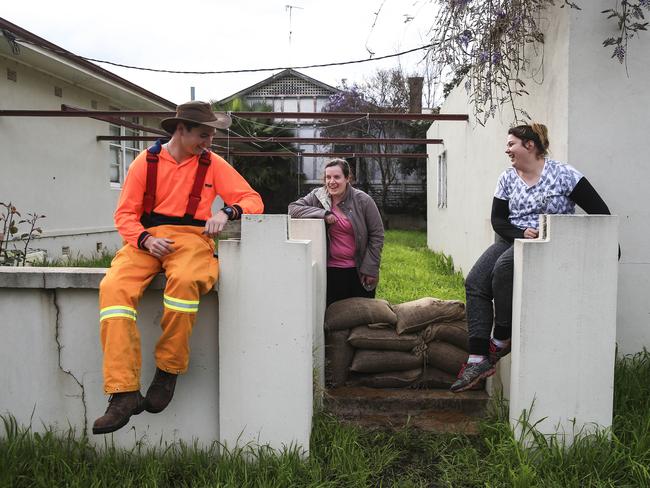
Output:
[92, 391, 145, 435]
[145, 368, 178, 413]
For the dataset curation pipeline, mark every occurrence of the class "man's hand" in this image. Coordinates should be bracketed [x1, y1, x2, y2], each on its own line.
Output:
[204, 210, 229, 238]
[324, 213, 337, 225]
[145, 237, 175, 258]
[523, 227, 539, 239]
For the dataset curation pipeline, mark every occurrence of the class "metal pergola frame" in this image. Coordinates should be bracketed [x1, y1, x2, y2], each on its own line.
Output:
[211, 151, 429, 159]
[96, 135, 443, 145]
[0, 105, 467, 159]
[0, 108, 468, 122]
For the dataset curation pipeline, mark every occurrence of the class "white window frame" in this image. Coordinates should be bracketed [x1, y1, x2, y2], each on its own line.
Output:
[437, 150, 448, 209]
[109, 115, 142, 188]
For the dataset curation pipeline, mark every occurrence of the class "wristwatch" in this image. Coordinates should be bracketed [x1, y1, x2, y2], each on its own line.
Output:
[222, 206, 235, 220]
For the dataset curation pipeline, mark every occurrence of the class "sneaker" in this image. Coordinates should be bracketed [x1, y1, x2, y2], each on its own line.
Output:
[145, 368, 178, 413]
[450, 359, 495, 393]
[488, 339, 511, 365]
[92, 391, 145, 435]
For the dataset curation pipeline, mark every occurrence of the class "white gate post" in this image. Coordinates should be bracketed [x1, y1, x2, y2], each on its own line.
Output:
[509, 214, 618, 445]
[218, 215, 314, 454]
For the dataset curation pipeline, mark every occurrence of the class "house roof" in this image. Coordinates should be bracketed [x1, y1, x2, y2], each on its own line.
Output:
[0, 17, 176, 110]
[219, 68, 339, 103]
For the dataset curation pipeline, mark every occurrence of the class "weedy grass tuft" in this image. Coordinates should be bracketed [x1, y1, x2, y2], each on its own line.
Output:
[32, 250, 115, 268]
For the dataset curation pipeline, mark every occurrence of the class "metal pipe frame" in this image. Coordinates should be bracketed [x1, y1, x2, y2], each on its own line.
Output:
[213, 151, 427, 159]
[96, 135, 443, 145]
[0, 109, 467, 121]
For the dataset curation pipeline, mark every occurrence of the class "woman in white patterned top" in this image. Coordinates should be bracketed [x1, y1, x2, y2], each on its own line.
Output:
[451, 123, 613, 392]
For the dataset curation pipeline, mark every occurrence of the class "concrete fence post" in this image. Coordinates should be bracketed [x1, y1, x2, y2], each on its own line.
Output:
[288, 219, 327, 407]
[218, 215, 314, 454]
[509, 214, 618, 445]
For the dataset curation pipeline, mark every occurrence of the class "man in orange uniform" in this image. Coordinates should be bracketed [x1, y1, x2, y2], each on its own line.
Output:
[93, 101, 263, 435]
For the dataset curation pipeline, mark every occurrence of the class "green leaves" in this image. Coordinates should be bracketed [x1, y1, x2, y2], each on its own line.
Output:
[0, 201, 46, 266]
[600, 1, 648, 65]
[424, 0, 648, 123]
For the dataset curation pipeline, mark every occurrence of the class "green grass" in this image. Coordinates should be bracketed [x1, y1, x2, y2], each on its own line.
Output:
[32, 251, 115, 268]
[3, 230, 649, 487]
[377, 230, 465, 304]
[3, 352, 650, 487]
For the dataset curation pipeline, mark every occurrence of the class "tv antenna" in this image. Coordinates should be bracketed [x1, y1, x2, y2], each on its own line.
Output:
[285, 4, 304, 45]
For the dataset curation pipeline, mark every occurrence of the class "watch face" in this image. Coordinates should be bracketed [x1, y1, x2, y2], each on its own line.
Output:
[224, 207, 233, 217]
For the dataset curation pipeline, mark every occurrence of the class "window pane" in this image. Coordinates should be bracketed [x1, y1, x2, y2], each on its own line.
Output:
[109, 125, 120, 137]
[109, 164, 120, 183]
[125, 149, 138, 171]
[110, 146, 121, 183]
[125, 117, 140, 150]
[125, 140, 141, 151]
[110, 145, 121, 165]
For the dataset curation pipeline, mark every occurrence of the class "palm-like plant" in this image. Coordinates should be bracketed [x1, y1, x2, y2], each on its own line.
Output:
[212, 98, 303, 213]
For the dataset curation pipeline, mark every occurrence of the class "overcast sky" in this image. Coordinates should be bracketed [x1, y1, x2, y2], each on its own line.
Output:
[2, 0, 438, 104]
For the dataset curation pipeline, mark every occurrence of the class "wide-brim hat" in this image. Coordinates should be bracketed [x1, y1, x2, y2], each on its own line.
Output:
[161, 101, 231, 134]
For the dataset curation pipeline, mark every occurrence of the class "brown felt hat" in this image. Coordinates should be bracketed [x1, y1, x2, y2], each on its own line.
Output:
[161, 101, 231, 134]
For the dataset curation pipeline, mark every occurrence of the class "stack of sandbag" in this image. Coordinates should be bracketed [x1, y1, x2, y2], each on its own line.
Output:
[324, 297, 397, 387]
[394, 297, 468, 388]
[324, 296, 470, 389]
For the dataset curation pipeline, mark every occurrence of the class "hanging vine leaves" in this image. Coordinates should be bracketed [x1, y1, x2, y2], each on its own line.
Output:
[421, 0, 649, 123]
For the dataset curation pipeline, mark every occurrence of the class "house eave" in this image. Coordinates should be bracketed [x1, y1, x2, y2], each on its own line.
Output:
[0, 17, 176, 109]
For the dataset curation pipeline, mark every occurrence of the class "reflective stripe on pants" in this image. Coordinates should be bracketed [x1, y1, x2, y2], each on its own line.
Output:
[99, 225, 218, 394]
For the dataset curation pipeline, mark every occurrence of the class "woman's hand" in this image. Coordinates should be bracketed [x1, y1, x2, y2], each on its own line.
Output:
[361, 274, 378, 288]
[324, 213, 337, 225]
[523, 227, 539, 239]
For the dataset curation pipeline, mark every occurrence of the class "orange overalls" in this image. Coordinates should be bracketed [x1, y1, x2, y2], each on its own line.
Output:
[99, 145, 263, 394]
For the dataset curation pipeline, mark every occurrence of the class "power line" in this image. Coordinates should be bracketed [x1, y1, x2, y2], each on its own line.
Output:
[72, 43, 435, 75]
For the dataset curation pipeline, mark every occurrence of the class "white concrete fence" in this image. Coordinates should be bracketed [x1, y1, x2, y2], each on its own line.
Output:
[491, 214, 619, 445]
[0, 213, 618, 450]
[0, 215, 325, 452]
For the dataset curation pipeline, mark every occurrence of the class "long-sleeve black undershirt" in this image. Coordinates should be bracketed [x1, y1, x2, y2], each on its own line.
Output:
[491, 198, 525, 242]
[491, 177, 611, 243]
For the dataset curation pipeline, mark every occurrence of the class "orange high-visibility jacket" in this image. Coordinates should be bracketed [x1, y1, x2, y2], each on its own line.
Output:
[114, 147, 264, 247]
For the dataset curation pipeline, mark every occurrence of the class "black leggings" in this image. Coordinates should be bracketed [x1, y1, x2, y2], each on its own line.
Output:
[326, 267, 375, 307]
[464, 237, 514, 356]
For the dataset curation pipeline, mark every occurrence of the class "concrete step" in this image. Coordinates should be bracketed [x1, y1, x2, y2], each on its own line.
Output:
[323, 386, 490, 434]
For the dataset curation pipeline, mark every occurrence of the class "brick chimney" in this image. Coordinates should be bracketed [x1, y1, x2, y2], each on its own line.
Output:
[407, 77, 424, 113]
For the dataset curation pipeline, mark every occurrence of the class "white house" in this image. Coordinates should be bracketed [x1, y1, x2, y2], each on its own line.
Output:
[218, 68, 338, 185]
[219, 68, 427, 216]
[427, 2, 650, 354]
[0, 18, 176, 260]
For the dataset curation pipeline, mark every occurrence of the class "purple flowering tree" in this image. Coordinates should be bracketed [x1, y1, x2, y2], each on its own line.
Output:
[424, 0, 649, 123]
[322, 71, 427, 221]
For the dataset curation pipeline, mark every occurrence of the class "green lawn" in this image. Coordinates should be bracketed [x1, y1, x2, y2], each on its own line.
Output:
[3, 230, 650, 487]
[377, 230, 465, 304]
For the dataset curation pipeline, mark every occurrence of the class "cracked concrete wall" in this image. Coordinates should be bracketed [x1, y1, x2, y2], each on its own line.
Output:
[0, 217, 325, 452]
[0, 268, 220, 449]
[1, 289, 87, 434]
